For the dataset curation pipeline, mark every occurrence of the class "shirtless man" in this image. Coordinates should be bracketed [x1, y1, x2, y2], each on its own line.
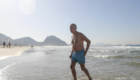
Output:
[69, 23, 92, 80]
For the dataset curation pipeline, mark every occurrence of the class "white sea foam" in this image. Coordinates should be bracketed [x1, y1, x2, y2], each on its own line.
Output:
[0, 63, 16, 76]
[0, 56, 10, 60]
[88, 55, 111, 58]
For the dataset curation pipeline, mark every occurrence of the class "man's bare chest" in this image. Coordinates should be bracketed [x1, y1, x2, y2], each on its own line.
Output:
[72, 35, 82, 44]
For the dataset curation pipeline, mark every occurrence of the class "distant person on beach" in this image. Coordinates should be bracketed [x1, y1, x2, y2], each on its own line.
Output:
[69, 23, 92, 80]
[8, 42, 11, 48]
[3, 41, 5, 48]
[31, 45, 33, 48]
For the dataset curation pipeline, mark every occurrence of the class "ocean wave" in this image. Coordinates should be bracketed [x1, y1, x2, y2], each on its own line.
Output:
[88, 55, 140, 59]
[0, 63, 16, 76]
[88, 55, 112, 58]
[123, 61, 140, 67]
[0, 56, 10, 60]
[115, 77, 136, 80]
[89, 49, 140, 54]
[107, 55, 140, 59]
[129, 50, 140, 54]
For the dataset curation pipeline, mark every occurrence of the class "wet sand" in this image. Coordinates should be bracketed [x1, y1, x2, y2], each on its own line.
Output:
[0, 46, 30, 59]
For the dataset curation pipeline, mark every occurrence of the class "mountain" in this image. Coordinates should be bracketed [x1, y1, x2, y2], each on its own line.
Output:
[0, 33, 68, 46]
[14, 37, 39, 46]
[0, 33, 14, 45]
[43, 35, 67, 46]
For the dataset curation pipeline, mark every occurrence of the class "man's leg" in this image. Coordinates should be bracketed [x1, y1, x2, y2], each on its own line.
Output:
[80, 64, 92, 80]
[70, 61, 77, 80]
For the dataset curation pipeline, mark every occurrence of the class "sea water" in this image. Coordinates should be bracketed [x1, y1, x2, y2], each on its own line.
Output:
[0, 46, 140, 80]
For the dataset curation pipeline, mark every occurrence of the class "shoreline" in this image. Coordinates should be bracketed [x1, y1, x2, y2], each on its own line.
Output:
[0, 46, 31, 71]
[0, 46, 30, 60]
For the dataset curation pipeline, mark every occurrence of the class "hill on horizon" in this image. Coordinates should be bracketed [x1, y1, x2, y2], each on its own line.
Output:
[0, 33, 68, 46]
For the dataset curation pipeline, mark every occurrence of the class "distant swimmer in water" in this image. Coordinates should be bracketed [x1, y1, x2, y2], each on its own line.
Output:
[69, 23, 92, 80]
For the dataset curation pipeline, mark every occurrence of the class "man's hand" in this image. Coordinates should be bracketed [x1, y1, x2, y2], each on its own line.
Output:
[69, 55, 72, 59]
[84, 51, 87, 56]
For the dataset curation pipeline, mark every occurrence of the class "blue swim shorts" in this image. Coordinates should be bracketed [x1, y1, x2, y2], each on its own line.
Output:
[71, 50, 85, 64]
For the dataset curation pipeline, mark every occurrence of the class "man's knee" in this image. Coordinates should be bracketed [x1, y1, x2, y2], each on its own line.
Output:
[70, 65, 75, 70]
[81, 67, 86, 71]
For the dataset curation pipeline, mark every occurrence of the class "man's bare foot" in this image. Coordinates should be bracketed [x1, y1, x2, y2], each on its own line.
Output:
[89, 77, 92, 80]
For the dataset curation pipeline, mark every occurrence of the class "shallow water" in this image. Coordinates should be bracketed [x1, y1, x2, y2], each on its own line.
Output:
[0, 46, 140, 80]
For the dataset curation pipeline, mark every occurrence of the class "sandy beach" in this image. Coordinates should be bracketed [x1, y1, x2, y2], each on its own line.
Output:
[0, 46, 30, 59]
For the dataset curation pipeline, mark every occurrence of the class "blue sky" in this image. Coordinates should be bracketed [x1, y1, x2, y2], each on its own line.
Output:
[0, 0, 140, 45]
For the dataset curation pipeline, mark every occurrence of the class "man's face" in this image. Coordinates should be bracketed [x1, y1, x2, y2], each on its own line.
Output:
[70, 25, 76, 34]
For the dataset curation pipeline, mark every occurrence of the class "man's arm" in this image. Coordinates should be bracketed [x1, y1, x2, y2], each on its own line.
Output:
[69, 35, 74, 59]
[80, 33, 91, 55]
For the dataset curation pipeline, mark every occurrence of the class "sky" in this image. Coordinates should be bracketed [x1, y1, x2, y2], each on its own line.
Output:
[0, 0, 140, 45]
